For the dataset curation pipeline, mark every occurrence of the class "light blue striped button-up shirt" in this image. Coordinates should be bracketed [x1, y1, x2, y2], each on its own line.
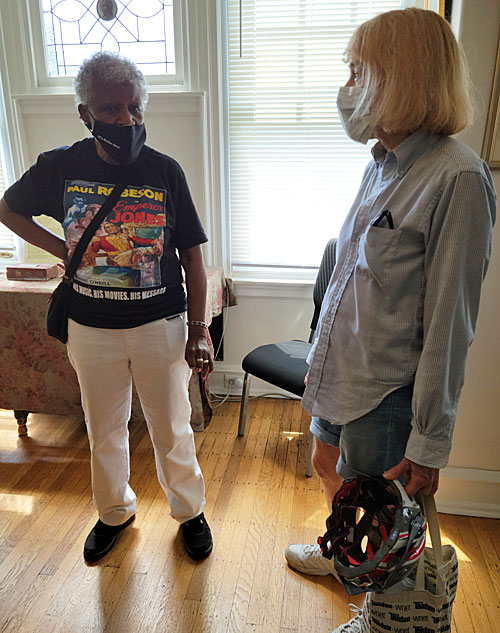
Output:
[302, 128, 496, 469]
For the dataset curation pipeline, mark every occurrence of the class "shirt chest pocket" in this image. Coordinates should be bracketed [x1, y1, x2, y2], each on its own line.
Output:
[356, 225, 400, 287]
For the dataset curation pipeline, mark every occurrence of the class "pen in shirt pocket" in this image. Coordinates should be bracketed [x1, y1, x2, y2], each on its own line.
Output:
[370, 209, 394, 229]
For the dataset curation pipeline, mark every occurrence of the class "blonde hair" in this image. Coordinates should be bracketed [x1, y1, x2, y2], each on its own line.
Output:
[346, 8, 473, 135]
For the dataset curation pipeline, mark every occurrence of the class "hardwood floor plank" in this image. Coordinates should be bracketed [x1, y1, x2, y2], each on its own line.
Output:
[471, 517, 500, 605]
[456, 516, 499, 632]
[174, 598, 200, 633]
[0, 461, 91, 618]
[439, 513, 493, 633]
[3, 518, 94, 633]
[0, 435, 88, 550]
[280, 484, 307, 630]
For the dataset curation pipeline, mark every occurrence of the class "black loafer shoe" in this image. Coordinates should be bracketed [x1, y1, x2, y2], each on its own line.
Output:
[83, 515, 135, 562]
[181, 512, 213, 560]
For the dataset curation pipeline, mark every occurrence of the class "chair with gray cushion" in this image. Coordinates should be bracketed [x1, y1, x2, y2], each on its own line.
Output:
[237, 238, 337, 476]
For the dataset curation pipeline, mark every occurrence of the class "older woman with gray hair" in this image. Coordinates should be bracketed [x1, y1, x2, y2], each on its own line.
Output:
[285, 8, 495, 631]
[0, 51, 213, 563]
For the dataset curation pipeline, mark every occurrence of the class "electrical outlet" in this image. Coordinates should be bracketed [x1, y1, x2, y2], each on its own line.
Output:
[224, 373, 244, 389]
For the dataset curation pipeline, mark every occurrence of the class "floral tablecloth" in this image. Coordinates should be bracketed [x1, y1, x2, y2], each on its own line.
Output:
[0, 267, 232, 435]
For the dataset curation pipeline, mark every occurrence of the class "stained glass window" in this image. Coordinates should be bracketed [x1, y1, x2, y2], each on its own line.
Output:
[40, 0, 176, 76]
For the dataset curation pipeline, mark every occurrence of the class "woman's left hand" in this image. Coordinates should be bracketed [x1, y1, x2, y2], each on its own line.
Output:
[185, 334, 214, 380]
[383, 457, 440, 497]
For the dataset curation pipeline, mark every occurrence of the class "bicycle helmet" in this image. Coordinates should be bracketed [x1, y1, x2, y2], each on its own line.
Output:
[318, 475, 426, 595]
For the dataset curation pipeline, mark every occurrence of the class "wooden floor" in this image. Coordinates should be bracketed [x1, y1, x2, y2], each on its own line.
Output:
[0, 399, 499, 633]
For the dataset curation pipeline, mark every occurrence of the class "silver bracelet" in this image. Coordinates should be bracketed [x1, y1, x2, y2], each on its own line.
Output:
[187, 320, 208, 328]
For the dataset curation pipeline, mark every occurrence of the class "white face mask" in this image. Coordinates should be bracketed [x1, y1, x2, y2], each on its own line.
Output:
[336, 86, 375, 145]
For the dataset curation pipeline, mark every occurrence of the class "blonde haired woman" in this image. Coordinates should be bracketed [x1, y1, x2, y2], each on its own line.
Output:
[285, 9, 496, 630]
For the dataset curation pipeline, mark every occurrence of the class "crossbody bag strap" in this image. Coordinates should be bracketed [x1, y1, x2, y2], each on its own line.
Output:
[64, 176, 129, 282]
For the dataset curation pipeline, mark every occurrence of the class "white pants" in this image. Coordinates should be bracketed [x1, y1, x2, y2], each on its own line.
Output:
[66, 316, 206, 526]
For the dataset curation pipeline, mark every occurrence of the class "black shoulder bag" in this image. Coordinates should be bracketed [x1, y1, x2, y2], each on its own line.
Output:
[47, 177, 128, 343]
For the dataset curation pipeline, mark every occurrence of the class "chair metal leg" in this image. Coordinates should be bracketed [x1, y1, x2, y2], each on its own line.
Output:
[305, 431, 314, 477]
[238, 372, 251, 436]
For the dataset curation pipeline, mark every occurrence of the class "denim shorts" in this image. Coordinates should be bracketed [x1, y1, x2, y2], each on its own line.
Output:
[309, 384, 413, 480]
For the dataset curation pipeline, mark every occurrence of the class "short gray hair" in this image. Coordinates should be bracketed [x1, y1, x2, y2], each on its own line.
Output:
[74, 51, 148, 107]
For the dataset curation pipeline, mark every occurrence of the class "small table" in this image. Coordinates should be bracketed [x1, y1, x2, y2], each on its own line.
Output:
[0, 267, 230, 436]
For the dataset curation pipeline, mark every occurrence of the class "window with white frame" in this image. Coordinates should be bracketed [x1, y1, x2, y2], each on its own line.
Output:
[0, 155, 18, 265]
[35, 0, 183, 83]
[0, 65, 18, 265]
[226, 0, 402, 278]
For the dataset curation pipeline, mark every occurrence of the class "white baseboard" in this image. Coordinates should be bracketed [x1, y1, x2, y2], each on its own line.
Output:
[209, 366, 500, 518]
[435, 467, 500, 518]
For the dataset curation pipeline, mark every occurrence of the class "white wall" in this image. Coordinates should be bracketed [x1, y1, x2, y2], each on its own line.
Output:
[1, 0, 499, 516]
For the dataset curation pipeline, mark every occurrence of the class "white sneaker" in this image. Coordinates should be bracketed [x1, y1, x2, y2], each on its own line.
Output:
[285, 543, 341, 580]
[331, 613, 363, 633]
[331, 602, 368, 633]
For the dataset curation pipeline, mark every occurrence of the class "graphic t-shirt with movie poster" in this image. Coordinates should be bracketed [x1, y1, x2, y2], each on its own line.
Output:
[4, 138, 208, 329]
[64, 180, 166, 290]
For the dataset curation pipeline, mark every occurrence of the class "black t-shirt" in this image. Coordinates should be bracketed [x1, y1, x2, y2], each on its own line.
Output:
[4, 139, 208, 328]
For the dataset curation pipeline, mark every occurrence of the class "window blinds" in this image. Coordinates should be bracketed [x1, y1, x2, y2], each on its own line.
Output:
[227, 0, 401, 274]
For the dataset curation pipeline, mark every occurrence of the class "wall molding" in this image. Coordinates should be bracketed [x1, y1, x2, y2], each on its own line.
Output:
[13, 91, 205, 117]
[436, 466, 500, 518]
[440, 465, 500, 483]
[435, 498, 500, 519]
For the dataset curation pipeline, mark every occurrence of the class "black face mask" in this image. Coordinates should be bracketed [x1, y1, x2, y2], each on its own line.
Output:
[86, 114, 146, 165]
